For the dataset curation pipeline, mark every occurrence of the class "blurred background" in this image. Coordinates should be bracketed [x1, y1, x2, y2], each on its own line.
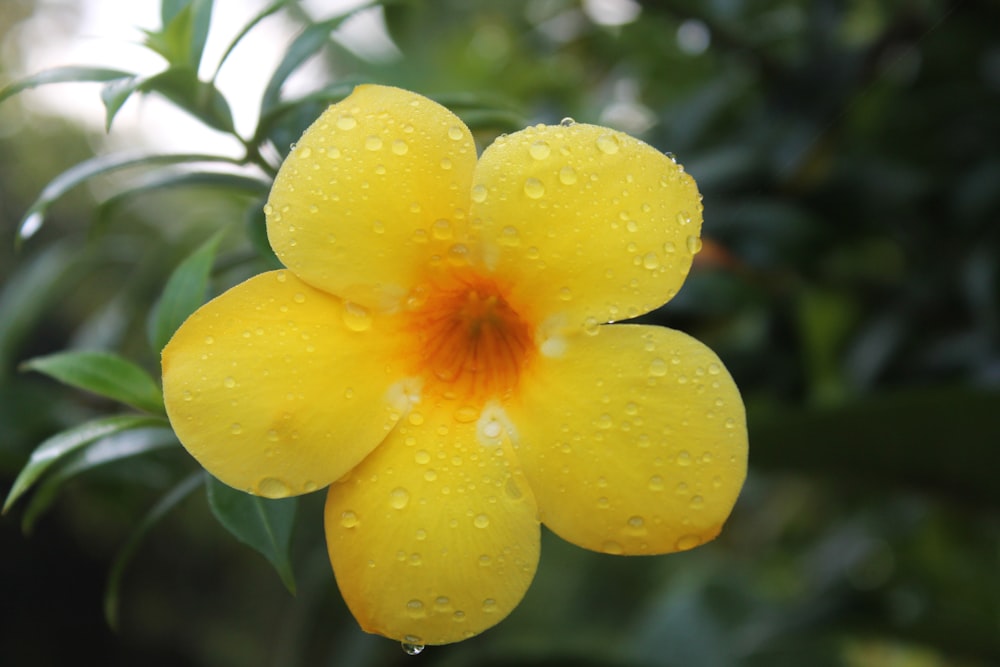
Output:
[1, 0, 999, 665]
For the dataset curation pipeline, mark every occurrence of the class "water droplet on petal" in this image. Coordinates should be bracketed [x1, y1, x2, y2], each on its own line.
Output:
[687, 235, 703, 254]
[257, 477, 290, 497]
[342, 301, 372, 331]
[560, 117, 576, 127]
[391, 139, 408, 155]
[676, 210, 691, 226]
[649, 357, 668, 376]
[482, 598, 498, 612]
[223, 376, 236, 388]
[474, 514, 490, 528]
[642, 252, 661, 269]
[676, 534, 701, 551]
[390, 487, 410, 509]
[596, 134, 620, 155]
[364, 135, 383, 151]
[340, 510, 359, 528]
[401, 641, 425, 655]
[431, 218, 453, 240]
[648, 475, 664, 491]
[448, 126, 464, 140]
[298, 146, 312, 159]
[676, 450, 692, 466]
[414, 449, 431, 464]
[405, 599, 425, 617]
[471, 184, 488, 203]
[529, 140, 551, 160]
[336, 114, 357, 130]
[523, 177, 545, 199]
[440, 157, 452, 170]
[230, 423, 243, 435]
[602, 540, 624, 554]
[558, 165, 578, 185]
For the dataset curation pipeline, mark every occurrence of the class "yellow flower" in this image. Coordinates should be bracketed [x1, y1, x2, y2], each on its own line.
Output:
[162, 84, 747, 646]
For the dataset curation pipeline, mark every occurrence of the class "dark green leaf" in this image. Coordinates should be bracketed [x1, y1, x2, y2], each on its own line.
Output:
[100, 75, 144, 130]
[259, 12, 360, 117]
[142, 67, 235, 132]
[16, 151, 241, 243]
[104, 471, 205, 629]
[21, 350, 165, 415]
[3, 414, 167, 513]
[209, 0, 285, 83]
[147, 231, 225, 353]
[21, 427, 178, 532]
[0, 66, 133, 106]
[206, 475, 297, 593]
[96, 170, 269, 223]
[146, 0, 214, 70]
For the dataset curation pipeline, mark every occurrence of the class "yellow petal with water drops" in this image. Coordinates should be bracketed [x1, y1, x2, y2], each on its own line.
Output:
[509, 324, 746, 555]
[266, 84, 478, 310]
[162, 270, 403, 498]
[469, 122, 702, 332]
[325, 399, 540, 645]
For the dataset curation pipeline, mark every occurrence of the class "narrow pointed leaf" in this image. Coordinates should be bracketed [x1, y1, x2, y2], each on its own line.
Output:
[16, 151, 241, 243]
[0, 66, 133, 106]
[148, 230, 225, 353]
[210, 0, 285, 82]
[259, 11, 362, 116]
[97, 171, 268, 222]
[104, 471, 205, 629]
[22, 350, 165, 414]
[21, 427, 179, 532]
[206, 475, 297, 593]
[3, 414, 167, 513]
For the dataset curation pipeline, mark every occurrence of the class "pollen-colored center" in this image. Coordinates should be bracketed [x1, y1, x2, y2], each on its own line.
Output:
[406, 274, 534, 401]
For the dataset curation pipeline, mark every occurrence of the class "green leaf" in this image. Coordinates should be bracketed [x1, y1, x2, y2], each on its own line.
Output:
[209, 0, 285, 83]
[96, 170, 269, 223]
[21, 350, 165, 415]
[21, 426, 179, 532]
[259, 11, 361, 117]
[101, 68, 234, 132]
[3, 414, 167, 513]
[206, 475, 298, 594]
[147, 231, 225, 353]
[104, 471, 205, 630]
[0, 65, 134, 106]
[146, 0, 214, 70]
[16, 151, 241, 243]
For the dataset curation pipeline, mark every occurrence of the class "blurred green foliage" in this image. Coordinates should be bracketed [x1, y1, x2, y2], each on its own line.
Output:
[1, 0, 998, 665]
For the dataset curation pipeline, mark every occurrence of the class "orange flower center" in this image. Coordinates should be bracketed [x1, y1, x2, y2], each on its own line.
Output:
[405, 273, 534, 402]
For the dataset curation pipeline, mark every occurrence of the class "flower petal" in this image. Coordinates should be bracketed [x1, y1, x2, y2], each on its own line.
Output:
[325, 400, 540, 645]
[509, 324, 746, 555]
[162, 270, 401, 497]
[266, 84, 478, 310]
[470, 123, 702, 330]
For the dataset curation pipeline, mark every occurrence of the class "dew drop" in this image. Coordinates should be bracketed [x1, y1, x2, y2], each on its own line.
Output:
[676, 534, 701, 551]
[473, 514, 490, 528]
[440, 157, 453, 170]
[298, 146, 312, 159]
[649, 357, 668, 377]
[558, 286, 572, 301]
[642, 252, 661, 270]
[559, 117, 576, 127]
[414, 449, 431, 464]
[391, 139, 408, 155]
[482, 420, 502, 439]
[676, 450, 692, 466]
[663, 241, 676, 254]
[558, 165, 578, 185]
[230, 423, 243, 435]
[257, 477, 290, 497]
[401, 641, 425, 655]
[340, 510, 359, 528]
[470, 184, 488, 203]
[275, 271, 287, 283]
[628, 515, 645, 529]
[364, 135, 383, 151]
[596, 134, 620, 155]
[648, 475, 664, 491]
[529, 140, 551, 160]
[431, 218, 453, 240]
[223, 376, 236, 389]
[342, 301, 372, 331]
[602, 540, 624, 555]
[336, 114, 357, 130]
[689, 495, 705, 510]
[390, 487, 411, 510]
[583, 317, 600, 336]
[686, 235, 703, 254]
[405, 599, 425, 617]
[448, 126, 464, 140]
[523, 177, 545, 199]
[676, 210, 691, 226]
[453, 405, 480, 423]
[482, 598, 498, 612]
